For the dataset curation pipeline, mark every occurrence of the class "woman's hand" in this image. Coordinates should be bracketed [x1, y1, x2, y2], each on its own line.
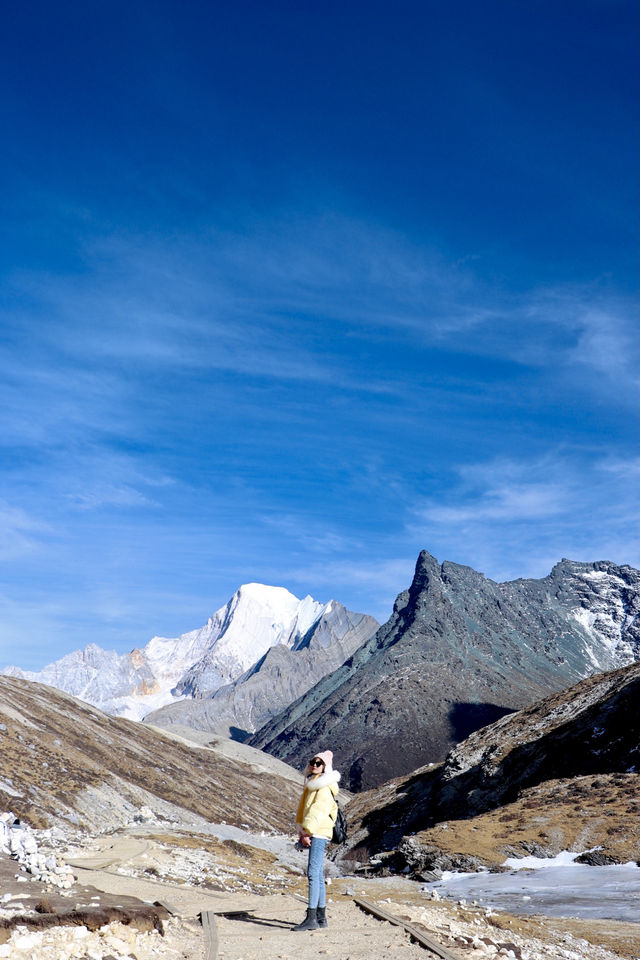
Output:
[299, 831, 312, 848]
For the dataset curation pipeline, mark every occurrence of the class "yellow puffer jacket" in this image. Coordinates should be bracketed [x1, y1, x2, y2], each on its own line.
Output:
[296, 770, 340, 840]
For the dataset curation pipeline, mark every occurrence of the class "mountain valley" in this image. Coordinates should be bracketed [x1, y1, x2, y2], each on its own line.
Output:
[1, 665, 639, 960]
[1, 551, 639, 959]
[338, 660, 640, 873]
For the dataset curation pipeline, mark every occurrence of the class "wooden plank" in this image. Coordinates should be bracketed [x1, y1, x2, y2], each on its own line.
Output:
[200, 910, 219, 960]
[353, 896, 461, 960]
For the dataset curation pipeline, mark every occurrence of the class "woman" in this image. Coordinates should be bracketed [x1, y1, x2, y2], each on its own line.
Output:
[293, 749, 340, 931]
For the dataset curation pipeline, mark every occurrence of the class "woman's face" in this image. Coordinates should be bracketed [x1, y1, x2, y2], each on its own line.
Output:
[309, 757, 325, 775]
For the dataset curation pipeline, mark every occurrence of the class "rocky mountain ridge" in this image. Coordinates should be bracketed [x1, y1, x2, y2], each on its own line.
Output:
[250, 552, 640, 790]
[2, 584, 377, 726]
[340, 659, 640, 874]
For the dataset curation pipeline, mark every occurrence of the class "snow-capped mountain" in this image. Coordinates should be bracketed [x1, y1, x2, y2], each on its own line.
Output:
[144, 599, 379, 738]
[1, 583, 368, 721]
[171, 583, 328, 698]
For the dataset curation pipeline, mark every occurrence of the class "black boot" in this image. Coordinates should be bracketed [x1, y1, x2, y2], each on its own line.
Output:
[316, 906, 328, 927]
[293, 908, 319, 931]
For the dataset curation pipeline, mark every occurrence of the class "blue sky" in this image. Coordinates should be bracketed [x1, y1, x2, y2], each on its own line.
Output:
[1, 1, 638, 669]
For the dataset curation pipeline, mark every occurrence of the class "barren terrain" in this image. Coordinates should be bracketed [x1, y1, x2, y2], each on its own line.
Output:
[2, 828, 639, 960]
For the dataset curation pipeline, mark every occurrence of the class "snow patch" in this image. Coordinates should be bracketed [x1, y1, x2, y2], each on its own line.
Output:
[504, 850, 580, 870]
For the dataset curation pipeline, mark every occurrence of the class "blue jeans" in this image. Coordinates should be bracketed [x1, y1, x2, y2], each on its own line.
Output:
[307, 836, 328, 909]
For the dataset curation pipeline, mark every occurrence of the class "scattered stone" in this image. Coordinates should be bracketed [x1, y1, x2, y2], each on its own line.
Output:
[1, 813, 74, 888]
[575, 850, 620, 866]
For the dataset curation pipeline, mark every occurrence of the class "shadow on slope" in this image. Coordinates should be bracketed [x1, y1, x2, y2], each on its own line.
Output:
[448, 702, 515, 742]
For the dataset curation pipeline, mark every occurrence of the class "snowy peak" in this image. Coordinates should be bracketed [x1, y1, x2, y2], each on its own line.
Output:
[560, 563, 640, 668]
[1, 583, 347, 721]
[172, 584, 328, 698]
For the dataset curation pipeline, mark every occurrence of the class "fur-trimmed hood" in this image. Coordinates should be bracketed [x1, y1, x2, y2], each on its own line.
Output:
[305, 769, 341, 791]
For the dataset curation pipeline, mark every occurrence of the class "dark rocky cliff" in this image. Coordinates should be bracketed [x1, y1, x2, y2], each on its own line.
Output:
[250, 551, 639, 790]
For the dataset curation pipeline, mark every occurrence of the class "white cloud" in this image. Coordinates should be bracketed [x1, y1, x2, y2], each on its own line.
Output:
[421, 480, 567, 524]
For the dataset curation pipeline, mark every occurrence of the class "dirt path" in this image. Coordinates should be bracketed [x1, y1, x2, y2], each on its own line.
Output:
[65, 836, 154, 871]
[213, 895, 433, 960]
[68, 861, 430, 959]
[64, 837, 429, 959]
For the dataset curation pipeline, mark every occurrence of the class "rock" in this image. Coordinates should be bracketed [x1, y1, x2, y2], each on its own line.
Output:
[13, 932, 42, 952]
[574, 849, 620, 865]
[22, 836, 38, 855]
[131, 805, 156, 823]
[1, 813, 75, 888]
[497, 943, 521, 958]
[390, 836, 483, 877]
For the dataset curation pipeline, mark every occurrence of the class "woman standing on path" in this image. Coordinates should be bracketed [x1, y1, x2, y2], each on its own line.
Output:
[293, 749, 340, 932]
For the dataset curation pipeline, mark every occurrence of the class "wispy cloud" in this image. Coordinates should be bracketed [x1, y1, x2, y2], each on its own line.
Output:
[0, 501, 50, 561]
[421, 480, 567, 524]
[5, 216, 637, 413]
[409, 453, 640, 581]
[514, 286, 639, 391]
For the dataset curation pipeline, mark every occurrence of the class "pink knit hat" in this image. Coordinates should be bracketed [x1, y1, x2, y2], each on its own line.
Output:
[311, 750, 333, 772]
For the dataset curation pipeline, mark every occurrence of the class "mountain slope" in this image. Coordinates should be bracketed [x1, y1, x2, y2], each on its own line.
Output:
[250, 551, 640, 790]
[0, 675, 300, 834]
[2, 584, 375, 722]
[144, 602, 378, 738]
[342, 660, 640, 871]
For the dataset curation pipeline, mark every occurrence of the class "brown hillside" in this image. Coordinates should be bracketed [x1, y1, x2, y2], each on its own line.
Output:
[0, 676, 298, 833]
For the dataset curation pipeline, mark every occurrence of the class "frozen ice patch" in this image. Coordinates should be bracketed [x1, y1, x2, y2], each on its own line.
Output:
[425, 858, 640, 922]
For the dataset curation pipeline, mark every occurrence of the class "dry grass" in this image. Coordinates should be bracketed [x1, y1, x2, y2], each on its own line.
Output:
[409, 773, 640, 867]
